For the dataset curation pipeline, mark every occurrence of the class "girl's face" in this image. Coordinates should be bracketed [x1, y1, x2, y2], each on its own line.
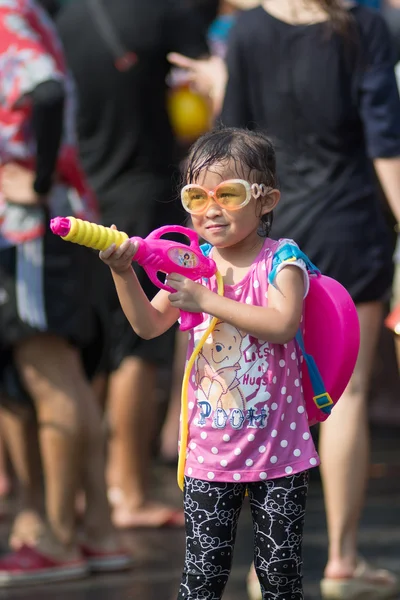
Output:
[188, 163, 280, 250]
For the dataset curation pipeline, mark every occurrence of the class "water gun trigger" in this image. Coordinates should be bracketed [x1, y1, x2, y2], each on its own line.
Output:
[145, 269, 174, 294]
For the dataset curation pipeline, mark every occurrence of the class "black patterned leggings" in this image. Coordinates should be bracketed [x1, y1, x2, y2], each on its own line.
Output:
[178, 471, 309, 600]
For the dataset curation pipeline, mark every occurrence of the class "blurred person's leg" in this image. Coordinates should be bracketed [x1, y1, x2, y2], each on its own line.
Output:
[14, 334, 84, 558]
[0, 407, 44, 549]
[76, 364, 119, 550]
[101, 174, 185, 529]
[107, 349, 184, 528]
[369, 256, 400, 425]
[15, 334, 131, 562]
[0, 411, 41, 508]
[0, 427, 11, 500]
[0, 444, 10, 499]
[107, 356, 166, 525]
[320, 302, 398, 597]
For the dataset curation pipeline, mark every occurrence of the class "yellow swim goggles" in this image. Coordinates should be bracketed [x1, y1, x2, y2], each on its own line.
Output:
[181, 179, 269, 215]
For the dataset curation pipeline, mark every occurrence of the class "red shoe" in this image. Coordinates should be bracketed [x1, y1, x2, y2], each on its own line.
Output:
[0, 545, 88, 587]
[80, 544, 133, 573]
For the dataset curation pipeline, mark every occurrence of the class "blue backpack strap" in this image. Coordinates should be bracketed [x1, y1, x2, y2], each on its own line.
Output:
[295, 330, 334, 415]
[269, 242, 333, 417]
[200, 243, 213, 257]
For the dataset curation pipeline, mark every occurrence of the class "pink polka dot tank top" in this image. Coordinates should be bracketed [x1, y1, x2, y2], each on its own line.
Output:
[183, 238, 320, 483]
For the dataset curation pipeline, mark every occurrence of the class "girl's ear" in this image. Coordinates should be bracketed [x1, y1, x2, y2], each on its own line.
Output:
[260, 189, 280, 216]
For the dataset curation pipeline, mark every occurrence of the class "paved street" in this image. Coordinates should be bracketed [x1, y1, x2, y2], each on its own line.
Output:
[0, 427, 397, 600]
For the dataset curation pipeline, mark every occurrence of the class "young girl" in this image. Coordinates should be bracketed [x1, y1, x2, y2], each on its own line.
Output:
[100, 127, 320, 600]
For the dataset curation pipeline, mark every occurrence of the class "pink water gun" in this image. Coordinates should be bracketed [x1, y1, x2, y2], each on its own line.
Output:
[50, 216, 217, 331]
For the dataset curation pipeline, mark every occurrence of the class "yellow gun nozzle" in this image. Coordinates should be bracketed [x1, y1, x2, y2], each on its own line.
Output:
[50, 217, 129, 251]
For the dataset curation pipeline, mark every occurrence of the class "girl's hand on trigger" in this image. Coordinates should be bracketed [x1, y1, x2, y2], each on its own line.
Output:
[99, 225, 137, 274]
[166, 273, 211, 313]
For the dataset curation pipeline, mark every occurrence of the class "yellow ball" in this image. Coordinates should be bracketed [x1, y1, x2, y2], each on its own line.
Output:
[168, 86, 211, 142]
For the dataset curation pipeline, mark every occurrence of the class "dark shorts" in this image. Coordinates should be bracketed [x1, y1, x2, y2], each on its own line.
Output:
[272, 211, 395, 305]
[299, 237, 394, 305]
[0, 225, 104, 405]
[95, 173, 187, 372]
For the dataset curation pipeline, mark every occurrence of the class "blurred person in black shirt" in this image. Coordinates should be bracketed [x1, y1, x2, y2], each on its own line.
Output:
[57, 0, 209, 528]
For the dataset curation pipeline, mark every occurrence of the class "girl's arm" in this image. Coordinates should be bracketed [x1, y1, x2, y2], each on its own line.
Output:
[100, 239, 179, 340]
[167, 265, 305, 344]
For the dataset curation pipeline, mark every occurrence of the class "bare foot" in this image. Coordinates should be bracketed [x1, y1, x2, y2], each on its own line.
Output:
[10, 512, 81, 562]
[112, 501, 185, 529]
[322, 558, 398, 594]
[9, 510, 45, 550]
[323, 557, 398, 583]
[324, 557, 358, 580]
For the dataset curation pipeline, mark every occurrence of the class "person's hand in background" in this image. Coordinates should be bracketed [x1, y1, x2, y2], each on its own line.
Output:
[167, 52, 227, 115]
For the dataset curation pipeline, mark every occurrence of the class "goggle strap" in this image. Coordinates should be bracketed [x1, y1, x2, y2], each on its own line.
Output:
[251, 183, 268, 199]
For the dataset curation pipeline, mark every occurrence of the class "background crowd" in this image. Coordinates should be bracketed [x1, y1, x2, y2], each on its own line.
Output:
[0, 0, 400, 598]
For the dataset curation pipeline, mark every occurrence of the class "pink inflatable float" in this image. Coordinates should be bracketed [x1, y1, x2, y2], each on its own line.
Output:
[269, 244, 360, 424]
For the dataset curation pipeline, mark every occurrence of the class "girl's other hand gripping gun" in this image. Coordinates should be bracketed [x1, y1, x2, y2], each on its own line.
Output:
[50, 216, 217, 331]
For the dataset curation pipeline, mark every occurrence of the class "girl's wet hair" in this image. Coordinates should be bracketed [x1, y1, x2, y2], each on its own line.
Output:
[183, 127, 278, 237]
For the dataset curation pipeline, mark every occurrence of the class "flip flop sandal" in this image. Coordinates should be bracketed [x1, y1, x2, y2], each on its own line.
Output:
[321, 558, 400, 600]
